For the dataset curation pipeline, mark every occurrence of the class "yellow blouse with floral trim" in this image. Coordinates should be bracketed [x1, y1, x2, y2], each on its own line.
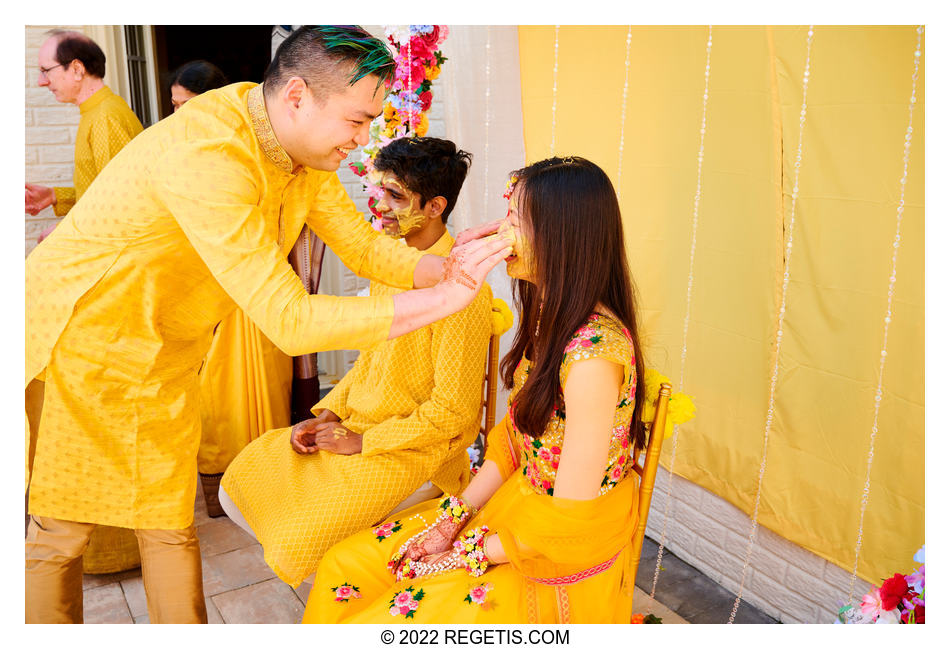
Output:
[514, 312, 637, 496]
[52, 85, 143, 216]
[25, 82, 426, 530]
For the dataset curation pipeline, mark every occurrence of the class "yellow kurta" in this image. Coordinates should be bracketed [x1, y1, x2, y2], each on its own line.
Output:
[304, 313, 639, 623]
[222, 230, 492, 587]
[25, 82, 426, 530]
[197, 309, 292, 474]
[52, 85, 143, 216]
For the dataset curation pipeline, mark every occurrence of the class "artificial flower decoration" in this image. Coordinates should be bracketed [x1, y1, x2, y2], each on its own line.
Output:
[837, 545, 924, 624]
[348, 25, 449, 227]
[639, 369, 697, 438]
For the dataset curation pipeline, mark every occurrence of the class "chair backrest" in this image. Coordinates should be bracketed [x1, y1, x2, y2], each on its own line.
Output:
[630, 382, 673, 564]
[481, 331, 501, 438]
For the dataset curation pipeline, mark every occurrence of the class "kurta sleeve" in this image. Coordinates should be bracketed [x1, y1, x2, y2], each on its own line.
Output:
[52, 186, 75, 216]
[305, 173, 426, 290]
[358, 285, 492, 456]
[153, 141, 396, 356]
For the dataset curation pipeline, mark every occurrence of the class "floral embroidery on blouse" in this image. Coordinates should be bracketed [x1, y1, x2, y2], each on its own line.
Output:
[464, 582, 495, 610]
[374, 520, 402, 542]
[331, 582, 362, 602]
[510, 312, 637, 496]
[389, 586, 425, 618]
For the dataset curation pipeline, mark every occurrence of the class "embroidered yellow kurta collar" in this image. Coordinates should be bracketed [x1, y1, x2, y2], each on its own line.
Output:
[79, 85, 112, 115]
[247, 84, 295, 174]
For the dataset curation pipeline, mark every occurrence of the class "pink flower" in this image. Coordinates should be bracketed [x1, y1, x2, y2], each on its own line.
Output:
[564, 339, 581, 353]
[337, 585, 352, 598]
[389, 606, 400, 616]
[621, 437, 630, 449]
[906, 566, 924, 592]
[470, 586, 488, 604]
[538, 448, 552, 462]
[550, 446, 561, 455]
[580, 339, 593, 348]
[399, 605, 410, 615]
[860, 588, 886, 619]
[576, 326, 596, 338]
[394, 591, 413, 607]
[617, 454, 626, 465]
[541, 479, 552, 491]
[409, 599, 419, 611]
[552, 459, 559, 470]
[610, 466, 623, 480]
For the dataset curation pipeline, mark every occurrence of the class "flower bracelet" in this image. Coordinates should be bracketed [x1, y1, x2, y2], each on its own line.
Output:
[453, 525, 491, 578]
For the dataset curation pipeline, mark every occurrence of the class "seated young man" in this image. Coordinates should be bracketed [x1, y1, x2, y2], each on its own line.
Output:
[219, 137, 492, 588]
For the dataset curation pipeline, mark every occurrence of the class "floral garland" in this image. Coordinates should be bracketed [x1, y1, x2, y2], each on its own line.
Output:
[348, 25, 449, 228]
[836, 545, 925, 624]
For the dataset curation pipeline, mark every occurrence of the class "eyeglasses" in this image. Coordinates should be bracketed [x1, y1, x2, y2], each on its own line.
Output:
[38, 63, 65, 78]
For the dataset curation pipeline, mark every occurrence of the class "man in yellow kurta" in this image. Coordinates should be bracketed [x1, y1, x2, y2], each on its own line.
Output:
[25, 30, 143, 239]
[24, 26, 511, 624]
[219, 137, 492, 587]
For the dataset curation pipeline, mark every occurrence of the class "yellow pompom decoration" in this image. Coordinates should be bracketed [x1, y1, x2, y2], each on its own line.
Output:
[424, 65, 441, 81]
[415, 113, 430, 137]
[638, 368, 697, 439]
[490, 299, 514, 336]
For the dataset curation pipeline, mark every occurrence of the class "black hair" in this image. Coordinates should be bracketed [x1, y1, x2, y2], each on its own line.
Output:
[169, 60, 229, 95]
[48, 30, 105, 79]
[263, 25, 395, 102]
[500, 156, 647, 450]
[374, 137, 473, 223]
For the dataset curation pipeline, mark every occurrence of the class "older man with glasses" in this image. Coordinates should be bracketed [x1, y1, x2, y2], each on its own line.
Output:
[25, 30, 143, 240]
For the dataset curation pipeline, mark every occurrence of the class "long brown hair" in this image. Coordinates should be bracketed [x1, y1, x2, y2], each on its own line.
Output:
[500, 156, 647, 449]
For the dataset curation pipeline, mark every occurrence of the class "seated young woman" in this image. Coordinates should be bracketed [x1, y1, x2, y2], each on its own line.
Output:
[301, 155, 646, 623]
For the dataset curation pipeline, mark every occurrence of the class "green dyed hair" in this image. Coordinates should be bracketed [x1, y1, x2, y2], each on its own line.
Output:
[264, 25, 395, 99]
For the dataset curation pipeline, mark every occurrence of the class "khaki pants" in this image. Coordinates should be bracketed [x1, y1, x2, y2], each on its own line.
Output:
[25, 515, 207, 624]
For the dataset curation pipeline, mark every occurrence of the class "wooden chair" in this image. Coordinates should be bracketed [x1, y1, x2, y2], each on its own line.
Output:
[631, 382, 673, 563]
[478, 325, 502, 448]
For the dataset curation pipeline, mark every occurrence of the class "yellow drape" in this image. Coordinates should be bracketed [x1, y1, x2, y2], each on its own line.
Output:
[518, 25, 924, 582]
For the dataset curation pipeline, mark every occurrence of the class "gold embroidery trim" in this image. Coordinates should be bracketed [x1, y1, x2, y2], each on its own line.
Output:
[247, 84, 294, 174]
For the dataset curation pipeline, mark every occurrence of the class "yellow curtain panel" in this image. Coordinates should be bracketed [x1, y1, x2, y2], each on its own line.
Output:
[518, 25, 924, 582]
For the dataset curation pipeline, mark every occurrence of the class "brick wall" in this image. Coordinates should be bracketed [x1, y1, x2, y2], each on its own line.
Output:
[24, 25, 87, 256]
[644, 465, 874, 623]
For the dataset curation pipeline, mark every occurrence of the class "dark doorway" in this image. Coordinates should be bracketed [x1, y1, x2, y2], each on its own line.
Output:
[152, 25, 273, 119]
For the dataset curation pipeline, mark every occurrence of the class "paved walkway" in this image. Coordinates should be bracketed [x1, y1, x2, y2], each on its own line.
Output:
[79, 487, 770, 624]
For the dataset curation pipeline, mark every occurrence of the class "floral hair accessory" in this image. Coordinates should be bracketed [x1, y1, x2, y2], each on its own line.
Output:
[503, 174, 519, 201]
[453, 526, 491, 577]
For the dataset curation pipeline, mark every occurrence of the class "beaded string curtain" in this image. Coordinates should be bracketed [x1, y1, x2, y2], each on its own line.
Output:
[517, 25, 924, 583]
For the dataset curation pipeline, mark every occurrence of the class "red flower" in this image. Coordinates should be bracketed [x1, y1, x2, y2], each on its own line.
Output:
[421, 26, 441, 49]
[914, 603, 925, 624]
[879, 573, 910, 611]
[418, 90, 433, 112]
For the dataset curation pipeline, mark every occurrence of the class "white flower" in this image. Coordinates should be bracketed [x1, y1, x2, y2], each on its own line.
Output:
[385, 25, 411, 45]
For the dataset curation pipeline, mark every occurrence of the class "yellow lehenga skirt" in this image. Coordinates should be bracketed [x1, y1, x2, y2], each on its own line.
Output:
[303, 466, 639, 624]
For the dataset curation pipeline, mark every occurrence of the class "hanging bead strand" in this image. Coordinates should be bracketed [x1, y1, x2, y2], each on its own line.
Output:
[407, 26, 414, 137]
[647, 25, 713, 612]
[847, 24, 923, 604]
[483, 28, 492, 218]
[550, 25, 560, 156]
[727, 25, 815, 625]
[616, 26, 633, 199]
